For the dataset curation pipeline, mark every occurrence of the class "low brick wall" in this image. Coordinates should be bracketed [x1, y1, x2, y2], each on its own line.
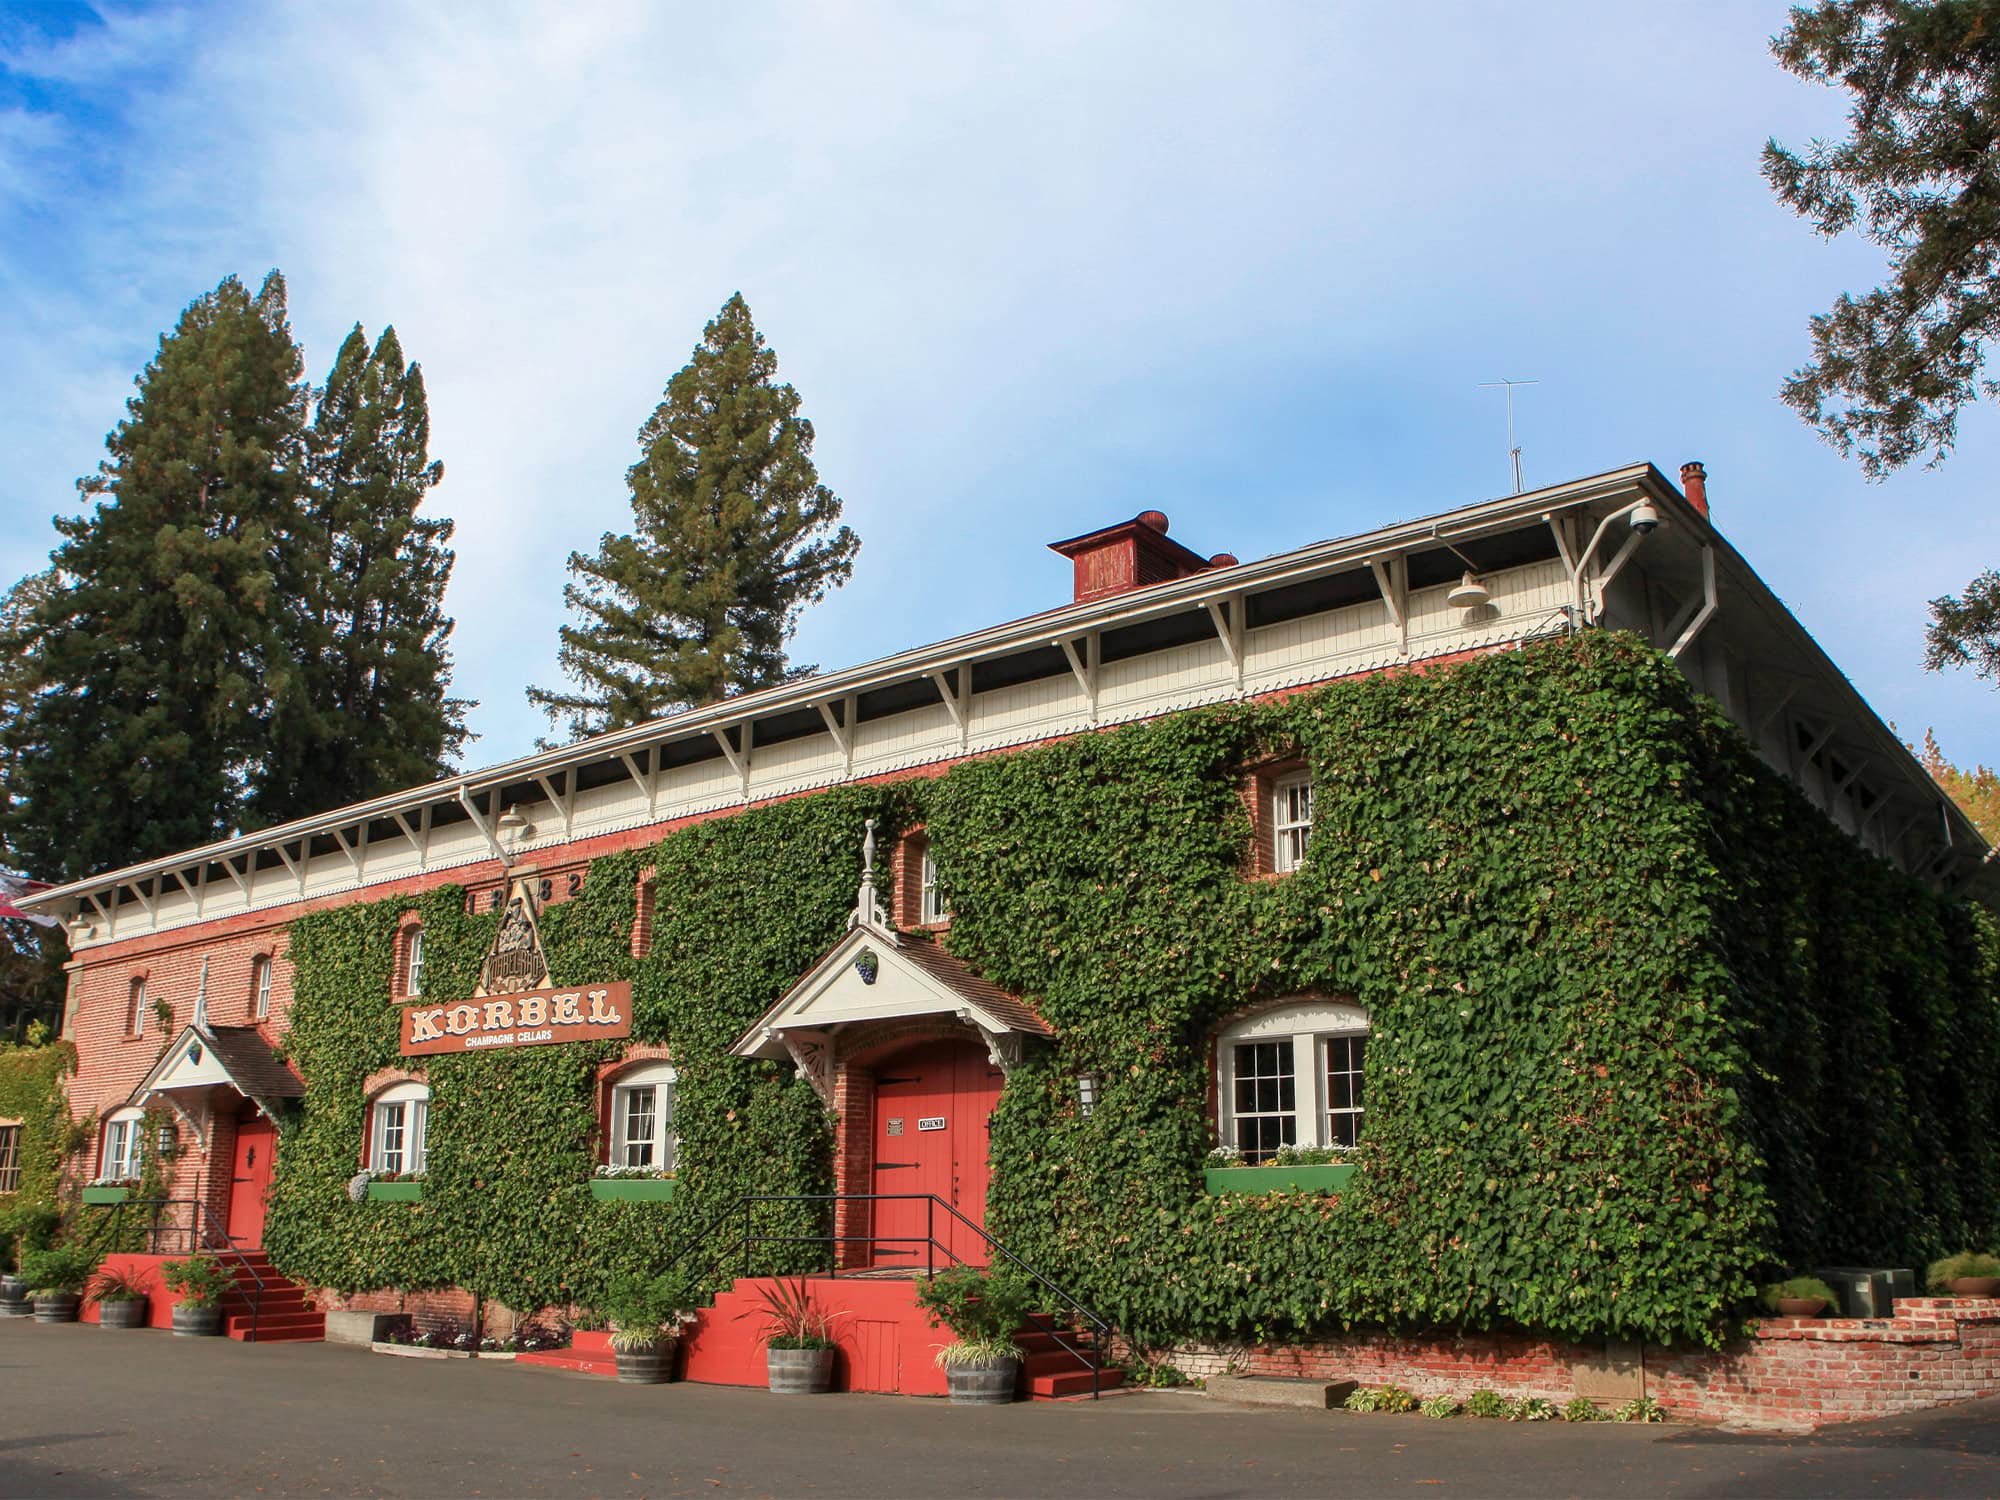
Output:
[1165, 1297, 2000, 1428]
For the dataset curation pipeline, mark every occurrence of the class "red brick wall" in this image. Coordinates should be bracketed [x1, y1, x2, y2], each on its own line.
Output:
[1164, 1298, 2000, 1428]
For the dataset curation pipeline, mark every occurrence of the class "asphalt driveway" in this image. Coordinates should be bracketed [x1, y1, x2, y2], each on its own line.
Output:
[0, 1320, 1996, 1498]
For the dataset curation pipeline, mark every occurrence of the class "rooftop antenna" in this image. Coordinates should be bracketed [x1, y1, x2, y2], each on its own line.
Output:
[1478, 379, 1538, 494]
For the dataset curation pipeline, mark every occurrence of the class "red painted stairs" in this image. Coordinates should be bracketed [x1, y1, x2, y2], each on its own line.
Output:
[1016, 1322, 1125, 1400]
[219, 1251, 324, 1343]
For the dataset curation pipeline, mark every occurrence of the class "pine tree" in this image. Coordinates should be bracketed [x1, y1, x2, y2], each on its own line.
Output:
[528, 293, 858, 742]
[252, 325, 469, 824]
[0, 272, 307, 884]
[1765, 2, 2000, 684]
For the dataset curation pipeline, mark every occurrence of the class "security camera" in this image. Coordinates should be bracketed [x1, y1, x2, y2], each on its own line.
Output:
[1629, 502, 1659, 535]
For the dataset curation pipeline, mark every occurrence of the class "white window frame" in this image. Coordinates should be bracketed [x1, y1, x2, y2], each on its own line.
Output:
[252, 956, 273, 1020]
[0, 1122, 19, 1194]
[127, 978, 146, 1037]
[1215, 999, 1368, 1163]
[102, 1108, 147, 1181]
[369, 1081, 430, 1174]
[1272, 772, 1313, 874]
[609, 1063, 677, 1171]
[406, 929, 426, 998]
[919, 847, 948, 926]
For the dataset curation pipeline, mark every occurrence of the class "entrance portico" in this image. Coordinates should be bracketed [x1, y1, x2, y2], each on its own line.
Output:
[731, 822, 1051, 1267]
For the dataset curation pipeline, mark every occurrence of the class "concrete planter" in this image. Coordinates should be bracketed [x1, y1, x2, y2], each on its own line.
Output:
[1203, 1163, 1356, 1196]
[589, 1178, 677, 1202]
[614, 1341, 677, 1384]
[98, 1298, 149, 1329]
[32, 1292, 80, 1323]
[944, 1354, 1021, 1405]
[172, 1303, 223, 1337]
[324, 1309, 402, 1346]
[766, 1346, 835, 1394]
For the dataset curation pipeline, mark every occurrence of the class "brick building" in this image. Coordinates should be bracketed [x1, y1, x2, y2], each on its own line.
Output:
[16, 461, 1999, 1422]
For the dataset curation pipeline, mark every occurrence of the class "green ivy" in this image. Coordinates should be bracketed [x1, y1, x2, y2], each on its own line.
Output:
[0, 1040, 76, 1251]
[257, 631, 1999, 1350]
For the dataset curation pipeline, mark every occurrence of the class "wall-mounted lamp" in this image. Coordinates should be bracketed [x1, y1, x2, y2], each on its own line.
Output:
[65, 916, 95, 943]
[156, 1121, 178, 1159]
[1073, 1073, 1099, 1118]
[496, 808, 534, 850]
[1446, 571, 1491, 610]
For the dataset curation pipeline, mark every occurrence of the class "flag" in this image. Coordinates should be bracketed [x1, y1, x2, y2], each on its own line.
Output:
[0, 873, 57, 928]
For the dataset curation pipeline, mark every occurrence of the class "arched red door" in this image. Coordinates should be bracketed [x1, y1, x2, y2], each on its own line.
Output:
[869, 1039, 1000, 1269]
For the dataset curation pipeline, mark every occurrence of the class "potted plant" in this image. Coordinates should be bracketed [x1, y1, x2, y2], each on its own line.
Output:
[913, 1264, 1034, 1405]
[600, 1268, 699, 1384]
[160, 1252, 235, 1335]
[90, 1264, 151, 1329]
[0, 1202, 61, 1317]
[1927, 1251, 2000, 1299]
[20, 1244, 103, 1323]
[751, 1277, 839, 1394]
[1759, 1275, 1839, 1318]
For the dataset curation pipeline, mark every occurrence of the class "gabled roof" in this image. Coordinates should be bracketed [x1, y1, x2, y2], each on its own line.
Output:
[131, 1023, 304, 1114]
[732, 921, 1052, 1061]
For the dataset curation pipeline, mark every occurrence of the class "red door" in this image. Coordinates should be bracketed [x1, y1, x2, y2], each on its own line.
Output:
[870, 1040, 1001, 1269]
[226, 1116, 277, 1248]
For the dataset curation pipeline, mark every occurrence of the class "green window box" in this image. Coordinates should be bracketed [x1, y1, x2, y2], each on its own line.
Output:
[81, 1185, 131, 1205]
[590, 1178, 677, 1202]
[367, 1181, 424, 1202]
[1203, 1163, 1356, 1196]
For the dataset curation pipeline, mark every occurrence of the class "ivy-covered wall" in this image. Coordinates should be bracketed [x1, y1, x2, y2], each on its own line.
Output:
[0, 1040, 77, 1242]
[259, 631, 2000, 1350]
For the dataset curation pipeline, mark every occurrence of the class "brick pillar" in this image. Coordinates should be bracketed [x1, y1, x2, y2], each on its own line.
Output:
[201, 1097, 239, 1247]
[831, 1060, 876, 1270]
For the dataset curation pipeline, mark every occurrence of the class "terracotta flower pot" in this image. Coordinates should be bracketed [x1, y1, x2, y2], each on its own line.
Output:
[766, 1346, 835, 1394]
[98, 1298, 148, 1329]
[1776, 1297, 1828, 1318]
[1947, 1276, 2000, 1298]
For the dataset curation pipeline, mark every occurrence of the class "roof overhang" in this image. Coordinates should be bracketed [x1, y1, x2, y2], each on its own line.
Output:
[130, 1025, 296, 1125]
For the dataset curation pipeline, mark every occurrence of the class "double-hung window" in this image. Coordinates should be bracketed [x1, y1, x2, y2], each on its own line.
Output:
[919, 848, 948, 926]
[609, 1063, 677, 1171]
[406, 930, 426, 998]
[370, 1082, 429, 1174]
[252, 956, 273, 1020]
[0, 1123, 19, 1194]
[1216, 1000, 1368, 1163]
[103, 1109, 146, 1181]
[126, 978, 147, 1037]
[1272, 773, 1313, 873]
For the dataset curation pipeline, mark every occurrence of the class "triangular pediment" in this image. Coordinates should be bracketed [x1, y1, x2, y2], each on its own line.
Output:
[731, 922, 1045, 1061]
[133, 1026, 241, 1098]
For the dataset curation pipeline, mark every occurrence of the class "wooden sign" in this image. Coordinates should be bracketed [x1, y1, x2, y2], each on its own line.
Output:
[400, 982, 633, 1057]
[478, 878, 551, 997]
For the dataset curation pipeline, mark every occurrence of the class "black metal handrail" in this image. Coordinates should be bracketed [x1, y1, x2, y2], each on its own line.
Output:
[82, 1197, 266, 1341]
[659, 1192, 1114, 1398]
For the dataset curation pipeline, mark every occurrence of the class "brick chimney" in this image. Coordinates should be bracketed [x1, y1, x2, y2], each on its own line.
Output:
[1680, 461, 1709, 519]
[1048, 512, 1225, 604]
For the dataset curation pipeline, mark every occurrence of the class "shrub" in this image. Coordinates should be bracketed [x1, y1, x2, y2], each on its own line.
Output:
[1, 1201, 62, 1264]
[750, 1277, 839, 1351]
[1926, 1252, 2000, 1292]
[159, 1253, 235, 1308]
[1510, 1397, 1558, 1422]
[1614, 1397, 1667, 1424]
[1561, 1397, 1602, 1422]
[89, 1265, 150, 1305]
[20, 1244, 101, 1296]
[1127, 1360, 1191, 1389]
[1376, 1385, 1418, 1414]
[1420, 1394, 1459, 1419]
[913, 1265, 1035, 1350]
[1342, 1386, 1382, 1412]
[1464, 1390, 1509, 1419]
[599, 1268, 700, 1352]
[1758, 1275, 1838, 1312]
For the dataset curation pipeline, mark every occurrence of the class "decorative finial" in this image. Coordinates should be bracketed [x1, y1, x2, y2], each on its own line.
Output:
[851, 817, 882, 930]
[862, 817, 877, 884]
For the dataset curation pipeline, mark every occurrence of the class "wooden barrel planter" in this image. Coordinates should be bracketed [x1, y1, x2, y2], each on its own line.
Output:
[32, 1293, 80, 1324]
[0, 1275, 30, 1318]
[614, 1341, 677, 1385]
[766, 1347, 835, 1394]
[172, 1304, 223, 1337]
[98, 1298, 149, 1330]
[945, 1355, 1021, 1405]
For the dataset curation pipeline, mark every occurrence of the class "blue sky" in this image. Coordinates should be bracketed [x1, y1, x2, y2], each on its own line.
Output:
[2, 1, 1994, 771]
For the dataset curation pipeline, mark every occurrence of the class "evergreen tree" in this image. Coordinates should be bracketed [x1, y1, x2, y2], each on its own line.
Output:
[528, 293, 858, 742]
[1917, 725, 2000, 841]
[252, 325, 469, 824]
[0, 272, 307, 884]
[1764, 1, 2000, 682]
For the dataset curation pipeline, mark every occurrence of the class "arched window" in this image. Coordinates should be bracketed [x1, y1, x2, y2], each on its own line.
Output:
[251, 956, 273, 1020]
[368, 1080, 430, 1175]
[1214, 998, 1368, 1163]
[608, 1061, 676, 1171]
[101, 1106, 147, 1182]
[406, 929, 426, 998]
